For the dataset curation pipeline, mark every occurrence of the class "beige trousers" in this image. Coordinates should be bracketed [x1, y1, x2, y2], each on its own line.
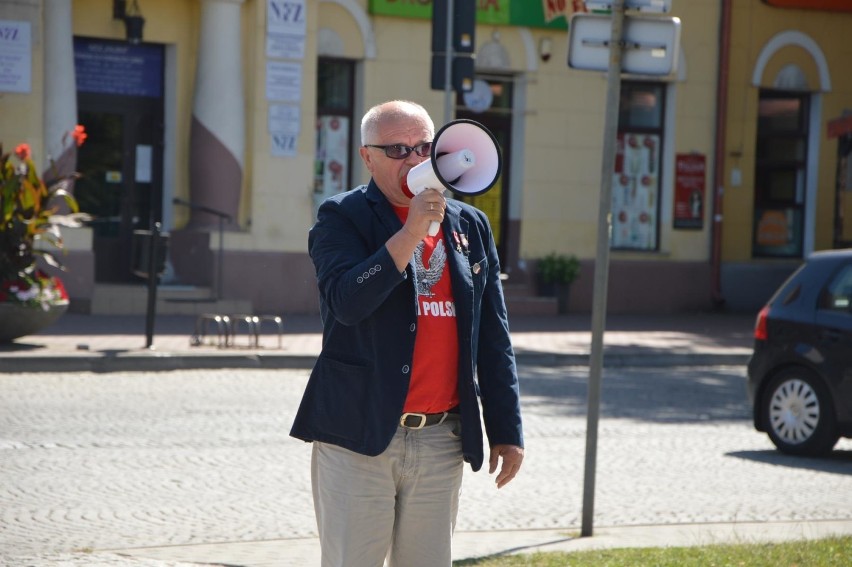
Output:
[311, 418, 464, 567]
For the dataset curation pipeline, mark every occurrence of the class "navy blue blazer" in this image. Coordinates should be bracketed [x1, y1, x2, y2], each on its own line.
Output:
[290, 181, 523, 472]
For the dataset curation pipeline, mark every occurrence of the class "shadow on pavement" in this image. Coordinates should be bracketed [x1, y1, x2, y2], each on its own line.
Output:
[727, 449, 852, 475]
[519, 365, 752, 423]
[453, 536, 576, 565]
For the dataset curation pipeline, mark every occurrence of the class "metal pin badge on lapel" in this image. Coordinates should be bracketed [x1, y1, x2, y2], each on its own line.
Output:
[472, 262, 481, 274]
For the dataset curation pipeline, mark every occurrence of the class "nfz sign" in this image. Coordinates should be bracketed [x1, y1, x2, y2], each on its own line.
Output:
[0, 20, 32, 93]
[268, 0, 306, 32]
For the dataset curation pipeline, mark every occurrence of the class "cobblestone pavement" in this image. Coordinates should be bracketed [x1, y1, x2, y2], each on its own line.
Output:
[1, 364, 851, 565]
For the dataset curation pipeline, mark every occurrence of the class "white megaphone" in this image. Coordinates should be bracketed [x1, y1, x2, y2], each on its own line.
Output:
[402, 119, 502, 236]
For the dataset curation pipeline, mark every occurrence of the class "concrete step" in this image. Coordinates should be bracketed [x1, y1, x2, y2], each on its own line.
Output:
[91, 284, 252, 316]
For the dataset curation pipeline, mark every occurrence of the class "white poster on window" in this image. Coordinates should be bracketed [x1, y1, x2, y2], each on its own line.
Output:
[611, 132, 660, 250]
[267, 0, 306, 59]
[266, 61, 302, 102]
[135, 145, 152, 182]
[315, 116, 349, 195]
[0, 20, 32, 93]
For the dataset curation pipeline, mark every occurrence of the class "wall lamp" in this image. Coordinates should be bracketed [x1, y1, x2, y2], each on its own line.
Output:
[113, 0, 145, 44]
[539, 37, 553, 62]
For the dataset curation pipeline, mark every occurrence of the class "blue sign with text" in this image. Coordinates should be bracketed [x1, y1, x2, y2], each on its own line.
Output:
[74, 37, 163, 98]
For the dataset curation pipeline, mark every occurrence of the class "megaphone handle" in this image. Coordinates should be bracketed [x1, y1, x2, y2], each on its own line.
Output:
[428, 220, 441, 237]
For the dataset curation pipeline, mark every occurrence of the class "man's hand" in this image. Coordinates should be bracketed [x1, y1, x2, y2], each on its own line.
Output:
[489, 444, 524, 489]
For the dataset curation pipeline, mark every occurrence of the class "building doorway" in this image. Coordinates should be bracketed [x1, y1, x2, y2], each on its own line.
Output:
[73, 37, 164, 283]
[456, 75, 513, 265]
[752, 90, 809, 258]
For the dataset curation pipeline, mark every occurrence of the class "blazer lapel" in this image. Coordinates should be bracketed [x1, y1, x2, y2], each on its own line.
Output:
[443, 202, 474, 331]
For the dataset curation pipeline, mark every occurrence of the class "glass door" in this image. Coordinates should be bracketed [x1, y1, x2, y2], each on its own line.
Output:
[76, 93, 163, 282]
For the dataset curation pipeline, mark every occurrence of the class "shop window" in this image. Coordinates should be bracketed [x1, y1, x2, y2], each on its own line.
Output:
[612, 82, 665, 251]
[315, 58, 354, 197]
[753, 90, 808, 258]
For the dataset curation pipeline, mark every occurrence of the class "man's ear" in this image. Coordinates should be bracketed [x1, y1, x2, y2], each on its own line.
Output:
[359, 146, 373, 172]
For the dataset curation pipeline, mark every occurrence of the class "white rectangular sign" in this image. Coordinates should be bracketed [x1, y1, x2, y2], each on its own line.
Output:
[268, 103, 301, 134]
[266, 61, 302, 101]
[0, 20, 32, 93]
[585, 0, 672, 12]
[267, 0, 306, 58]
[568, 14, 681, 76]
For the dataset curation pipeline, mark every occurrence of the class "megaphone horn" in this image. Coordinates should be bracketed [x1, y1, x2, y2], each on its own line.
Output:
[403, 119, 503, 236]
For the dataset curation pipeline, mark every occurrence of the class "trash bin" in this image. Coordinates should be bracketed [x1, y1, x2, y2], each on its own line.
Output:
[131, 229, 170, 279]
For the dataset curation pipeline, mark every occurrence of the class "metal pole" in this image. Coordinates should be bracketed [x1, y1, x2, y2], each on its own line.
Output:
[217, 216, 225, 301]
[443, 0, 454, 124]
[581, 0, 625, 538]
[144, 222, 161, 349]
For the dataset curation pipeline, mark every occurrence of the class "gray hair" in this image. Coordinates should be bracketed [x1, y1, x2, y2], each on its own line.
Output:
[360, 100, 435, 145]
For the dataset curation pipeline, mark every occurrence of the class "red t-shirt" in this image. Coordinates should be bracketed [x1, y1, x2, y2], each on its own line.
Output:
[394, 206, 460, 413]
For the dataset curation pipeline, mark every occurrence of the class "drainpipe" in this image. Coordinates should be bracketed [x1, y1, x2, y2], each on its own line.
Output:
[710, 0, 732, 309]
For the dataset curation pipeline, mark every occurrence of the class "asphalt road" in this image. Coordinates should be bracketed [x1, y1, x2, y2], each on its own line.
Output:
[1, 364, 851, 565]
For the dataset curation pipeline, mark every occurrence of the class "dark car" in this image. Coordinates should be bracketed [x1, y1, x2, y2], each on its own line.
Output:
[747, 248, 852, 456]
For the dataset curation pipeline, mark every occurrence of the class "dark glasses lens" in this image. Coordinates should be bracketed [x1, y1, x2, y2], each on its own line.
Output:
[365, 142, 432, 159]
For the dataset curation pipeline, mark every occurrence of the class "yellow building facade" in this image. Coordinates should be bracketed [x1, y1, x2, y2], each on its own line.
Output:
[1, 0, 850, 315]
[718, 0, 852, 310]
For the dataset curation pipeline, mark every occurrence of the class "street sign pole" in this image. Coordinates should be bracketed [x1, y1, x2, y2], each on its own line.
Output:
[443, 0, 454, 124]
[581, 0, 625, 538]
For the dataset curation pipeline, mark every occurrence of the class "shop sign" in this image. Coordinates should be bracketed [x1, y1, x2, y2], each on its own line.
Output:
[828, 114, 852, 139]
[673, 153, 705, 229]
[74, 37, 163, 98]
[368, 0, 570, 30]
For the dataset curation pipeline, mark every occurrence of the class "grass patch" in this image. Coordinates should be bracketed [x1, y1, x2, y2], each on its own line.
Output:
[454, 536, 852, 566]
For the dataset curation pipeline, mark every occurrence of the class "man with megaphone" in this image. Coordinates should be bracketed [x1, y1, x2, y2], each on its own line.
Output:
[291, 100, 524, 566]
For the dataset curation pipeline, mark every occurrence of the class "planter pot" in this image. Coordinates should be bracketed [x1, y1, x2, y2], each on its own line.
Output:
[555, 283, 571, 315]
[0, 302, 69, 343]
[537, 279, 556, 297]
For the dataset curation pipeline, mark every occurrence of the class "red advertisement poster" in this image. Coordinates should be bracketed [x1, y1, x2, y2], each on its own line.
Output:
[674, 153, 705, 229]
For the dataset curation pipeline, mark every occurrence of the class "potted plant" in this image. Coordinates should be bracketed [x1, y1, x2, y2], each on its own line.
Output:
[536, 252, 580, 314]
[0, 128, 90, 343]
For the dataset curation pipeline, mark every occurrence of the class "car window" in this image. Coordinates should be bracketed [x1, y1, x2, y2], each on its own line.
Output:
[821, 263, 852, 312]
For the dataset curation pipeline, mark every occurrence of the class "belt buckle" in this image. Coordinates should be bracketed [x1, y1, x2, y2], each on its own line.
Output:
[400, 412, 427, 429]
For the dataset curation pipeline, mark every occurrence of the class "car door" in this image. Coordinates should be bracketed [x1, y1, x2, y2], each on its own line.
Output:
[813, 259, 852, 422]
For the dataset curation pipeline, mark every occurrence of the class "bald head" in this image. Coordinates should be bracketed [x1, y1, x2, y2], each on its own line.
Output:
[361, 100, 435, 146]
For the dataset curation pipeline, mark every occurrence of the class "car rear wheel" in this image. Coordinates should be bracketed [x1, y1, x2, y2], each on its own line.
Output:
[761, 368, 839, 456]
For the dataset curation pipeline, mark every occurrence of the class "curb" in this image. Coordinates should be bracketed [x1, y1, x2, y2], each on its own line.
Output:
[0, 352, 751, 373]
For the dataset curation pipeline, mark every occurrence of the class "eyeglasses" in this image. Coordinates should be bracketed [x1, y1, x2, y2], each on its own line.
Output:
[363, 142, 432, 159]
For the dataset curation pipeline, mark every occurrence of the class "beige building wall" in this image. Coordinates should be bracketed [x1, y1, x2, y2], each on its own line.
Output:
[0, 0, 727, 314]
[1, 1, 45, 169]
[720, 2, 851, 309]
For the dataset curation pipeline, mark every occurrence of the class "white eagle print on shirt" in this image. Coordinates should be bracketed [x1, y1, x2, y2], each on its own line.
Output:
[413, 240, 447, 297]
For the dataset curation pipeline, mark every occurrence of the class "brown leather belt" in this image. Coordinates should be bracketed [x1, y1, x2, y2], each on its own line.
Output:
[399, 407, 460, 429]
